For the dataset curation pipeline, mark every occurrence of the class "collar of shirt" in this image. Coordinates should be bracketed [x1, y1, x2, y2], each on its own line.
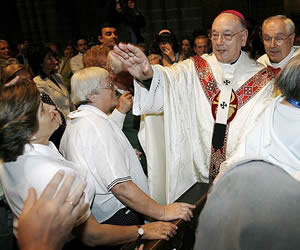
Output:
[68, 104, 109, 120]
[270, 46, 298, 69]
[24, 141, 64, 160]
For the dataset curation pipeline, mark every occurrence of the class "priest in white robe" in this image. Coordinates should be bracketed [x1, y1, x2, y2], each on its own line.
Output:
[220, 54, 300, 181]
[113, 10, 276, 203]
[257, 15, 300, 70]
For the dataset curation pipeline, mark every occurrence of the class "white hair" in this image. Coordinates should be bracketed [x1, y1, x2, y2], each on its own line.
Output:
[106, 51, 125, 74]
[71, 67, 109, 104]
[262, 15, 295, 34]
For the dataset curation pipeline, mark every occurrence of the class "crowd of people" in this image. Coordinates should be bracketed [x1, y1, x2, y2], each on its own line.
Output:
[0, 2, 300, 250]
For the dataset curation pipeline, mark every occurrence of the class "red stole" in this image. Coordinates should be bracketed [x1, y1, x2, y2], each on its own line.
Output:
[192, 56, 278, 182]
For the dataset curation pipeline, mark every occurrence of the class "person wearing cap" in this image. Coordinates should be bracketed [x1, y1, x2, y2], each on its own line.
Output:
[257, 15, 300, 70]
[113, 10, 277, 203]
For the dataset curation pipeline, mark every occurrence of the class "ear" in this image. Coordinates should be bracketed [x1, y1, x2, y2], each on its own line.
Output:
[241, 29, 248, 47]
[98, 35, 103, 44]
[289, 33, 296, 46]
[87, 94, 96, 103]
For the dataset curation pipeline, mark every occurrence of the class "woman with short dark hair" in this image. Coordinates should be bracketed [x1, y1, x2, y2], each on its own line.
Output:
[0, 79, 40, 162]
[33, 47, 73, 147]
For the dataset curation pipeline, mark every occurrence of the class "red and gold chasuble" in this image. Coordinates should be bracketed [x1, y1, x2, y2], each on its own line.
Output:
[192, 56, 280, 182]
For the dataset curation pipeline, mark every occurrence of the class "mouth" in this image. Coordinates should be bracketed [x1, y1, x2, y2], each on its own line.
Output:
[215, 49, 226, 53]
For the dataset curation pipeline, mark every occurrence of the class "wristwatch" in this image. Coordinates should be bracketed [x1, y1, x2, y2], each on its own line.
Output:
[137, 225, 144, 240]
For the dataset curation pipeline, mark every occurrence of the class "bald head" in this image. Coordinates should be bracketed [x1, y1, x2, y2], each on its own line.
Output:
[262, 15, 295, 63]
[211, 13, 248, 63]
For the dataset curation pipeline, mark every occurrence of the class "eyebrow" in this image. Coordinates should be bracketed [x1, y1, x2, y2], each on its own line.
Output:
[212, 29, 234, 33]
[263, 32, 286, 36]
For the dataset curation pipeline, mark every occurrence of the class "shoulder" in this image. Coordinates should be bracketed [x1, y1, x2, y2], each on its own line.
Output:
[24, 154, 77, 177]
[293, 46, 300, 56]
[70, 54, 81, 62]
[2, 154, 79, 195]
[33, 75, 44, 83]
[257, 54, 269, 67]
[33, 75, 49, 89]
[67, 109, 109, 135]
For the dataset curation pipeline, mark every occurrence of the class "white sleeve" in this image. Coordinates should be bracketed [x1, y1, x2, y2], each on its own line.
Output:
[109, 108, 126, 129]
[133, 66, 165, 115]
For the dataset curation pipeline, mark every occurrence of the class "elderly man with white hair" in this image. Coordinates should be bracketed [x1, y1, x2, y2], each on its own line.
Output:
[258, 15, 300, 69]
[220, 54, 300, 177]
[60, 67, 194, 228]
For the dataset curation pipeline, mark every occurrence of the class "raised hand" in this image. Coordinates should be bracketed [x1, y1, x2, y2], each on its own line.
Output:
[161, 43, 174, 58]
[113, 43, 153, 80]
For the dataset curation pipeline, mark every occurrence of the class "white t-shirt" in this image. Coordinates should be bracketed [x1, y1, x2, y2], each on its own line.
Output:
[70, 52, 84, 73]
[0, 142, 95, 225]
[60, 105, 149, 223]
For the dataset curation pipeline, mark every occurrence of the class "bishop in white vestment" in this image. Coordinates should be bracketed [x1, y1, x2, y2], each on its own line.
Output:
[114, 10, 276, 203]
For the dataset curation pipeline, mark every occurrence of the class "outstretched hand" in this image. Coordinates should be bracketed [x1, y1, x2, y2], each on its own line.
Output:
[161, 202, 195, 222]
[113, 43, 153, 80]
[142, 221, 177, 241]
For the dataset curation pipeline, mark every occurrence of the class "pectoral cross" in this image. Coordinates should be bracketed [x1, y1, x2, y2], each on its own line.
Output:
[220, 101, 227, 109]
[223, 80, 231, 85]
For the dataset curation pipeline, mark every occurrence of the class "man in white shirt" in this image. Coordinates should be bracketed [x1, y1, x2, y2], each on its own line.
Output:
[70, 37, 88, 73]
[257, 15, 300, 69]
[218, 55, 300, 181]
[60, 67, 194, 225]
[113, 10, 277, 203]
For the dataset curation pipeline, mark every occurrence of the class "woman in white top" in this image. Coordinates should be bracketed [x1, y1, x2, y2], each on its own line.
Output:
[0, 79, 177, 249]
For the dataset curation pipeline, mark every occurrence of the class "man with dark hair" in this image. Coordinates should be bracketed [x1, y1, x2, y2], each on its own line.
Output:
[113, 10, 277, 203]
[193, 35, 210, 56]
[70, 37, 88, 73]
[98, 23, 119, 50]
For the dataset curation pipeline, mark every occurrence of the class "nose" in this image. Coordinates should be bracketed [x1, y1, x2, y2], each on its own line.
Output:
[270, 38, 276, 47]
[216, 34, 224, 44]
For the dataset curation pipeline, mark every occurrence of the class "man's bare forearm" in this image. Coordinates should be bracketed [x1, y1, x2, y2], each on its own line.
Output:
[112, 181, 164, 220]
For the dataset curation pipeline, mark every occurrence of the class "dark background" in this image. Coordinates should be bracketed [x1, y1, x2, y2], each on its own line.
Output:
[1, 0, 299, 48]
